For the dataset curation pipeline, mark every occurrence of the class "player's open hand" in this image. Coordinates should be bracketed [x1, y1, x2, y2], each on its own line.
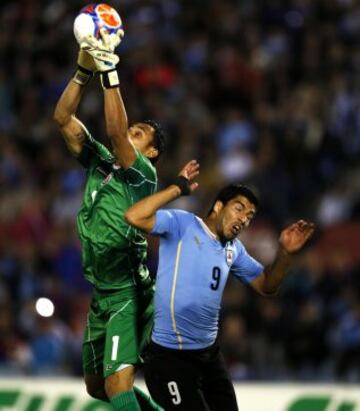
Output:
[100, 28, 124, 52]
[279, 220, 315, 254]
[178, 160, 200, 193]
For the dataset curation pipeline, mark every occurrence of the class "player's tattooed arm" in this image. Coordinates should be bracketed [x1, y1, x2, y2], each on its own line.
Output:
[103, 87, 137, 169]
[54, 81, 87, 156]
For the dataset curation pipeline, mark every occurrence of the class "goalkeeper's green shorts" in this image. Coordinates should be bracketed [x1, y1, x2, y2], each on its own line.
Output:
[82, 285, 154, 378]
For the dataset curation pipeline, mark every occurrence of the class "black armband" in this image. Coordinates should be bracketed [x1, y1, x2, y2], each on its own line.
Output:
[100, 69, 120, 89]
[72, 66, 93, 86]
[171, 176, 191, 196]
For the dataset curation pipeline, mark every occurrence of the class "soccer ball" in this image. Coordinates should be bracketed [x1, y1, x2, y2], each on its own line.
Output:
[73, 3, 124, 45]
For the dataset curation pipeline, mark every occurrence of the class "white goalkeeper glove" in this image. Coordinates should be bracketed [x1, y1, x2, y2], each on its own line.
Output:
[73, 38, 107, 86]
[80, 33, 120, 71]
[100, 28, 124, 52]
[72, 48, 97, 86]
[84, 29, 124, 89]
[81, 29, 123, 68]
[73, 29, 124, 88]
[77, 48, 97, 72]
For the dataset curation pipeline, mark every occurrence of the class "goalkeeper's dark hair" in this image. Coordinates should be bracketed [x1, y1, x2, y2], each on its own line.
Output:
[143, 119, 166, 164]
[207, 184, 259, 216]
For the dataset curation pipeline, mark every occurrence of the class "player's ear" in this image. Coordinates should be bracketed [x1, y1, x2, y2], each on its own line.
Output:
[213, 200, 224, 215]
[146, 147, 159, 159]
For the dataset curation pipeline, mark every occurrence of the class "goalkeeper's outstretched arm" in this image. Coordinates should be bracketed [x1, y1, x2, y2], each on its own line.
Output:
[103, 86, 138, 169]
[86, 29, 136, 169]
[53, 49, 96, 156]
[53, 80, 88, 156]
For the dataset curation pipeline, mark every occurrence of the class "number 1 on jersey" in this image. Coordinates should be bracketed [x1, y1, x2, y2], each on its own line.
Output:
[111, 335, 119, 361]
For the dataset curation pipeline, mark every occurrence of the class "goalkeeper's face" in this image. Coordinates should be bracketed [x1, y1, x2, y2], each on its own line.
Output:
[128, 123, 158, 161]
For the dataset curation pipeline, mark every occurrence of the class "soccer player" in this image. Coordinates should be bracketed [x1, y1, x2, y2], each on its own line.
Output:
[53, 34, 164, 410]
[125, 161, 315, 411]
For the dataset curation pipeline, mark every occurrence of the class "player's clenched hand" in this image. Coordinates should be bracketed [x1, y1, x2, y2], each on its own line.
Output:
[279, 220, 315, 254]
[178, 160, 200, 193]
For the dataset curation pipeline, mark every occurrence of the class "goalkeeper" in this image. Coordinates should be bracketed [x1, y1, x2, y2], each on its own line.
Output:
[54, 29, 164, 411]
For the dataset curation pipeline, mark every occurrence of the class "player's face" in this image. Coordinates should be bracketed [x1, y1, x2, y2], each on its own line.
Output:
[128, 123, 157, 159]
[216, 195, 256, 241]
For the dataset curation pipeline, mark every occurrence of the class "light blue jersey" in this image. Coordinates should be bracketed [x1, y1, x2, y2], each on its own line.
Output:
[150, 209, 264, 350]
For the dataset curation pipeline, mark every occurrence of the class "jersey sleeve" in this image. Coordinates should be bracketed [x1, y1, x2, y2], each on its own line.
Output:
[150, 209, 190, 238]
[231, 243, 264, 284]
[76, 130, 114, 168]
[122, 151, 157, 195]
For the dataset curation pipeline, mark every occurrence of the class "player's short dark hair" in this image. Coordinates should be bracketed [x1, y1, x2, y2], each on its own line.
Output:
[207, 184, 259, 216]
[142, 119, 166, 164]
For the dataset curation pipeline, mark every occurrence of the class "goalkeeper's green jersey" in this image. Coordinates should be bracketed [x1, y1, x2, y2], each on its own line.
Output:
[76, 132, 157, 291]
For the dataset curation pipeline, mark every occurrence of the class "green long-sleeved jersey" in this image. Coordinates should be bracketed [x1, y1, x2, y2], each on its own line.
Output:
[76, 132, 157, 290]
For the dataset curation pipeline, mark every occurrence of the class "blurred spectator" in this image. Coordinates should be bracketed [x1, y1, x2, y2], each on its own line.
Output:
[283, 298, 328, 380]
[331, 294, 360, 382]
[221, 315, 254, 380]
[29, 316, 67, 375]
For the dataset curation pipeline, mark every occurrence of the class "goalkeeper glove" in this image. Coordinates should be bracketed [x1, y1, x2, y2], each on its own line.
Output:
[100, 28, 124, 53]
[78, 48, 97, 72]
[81, 29, 124, 88]
[73, 28, 123, 86]
[72, 48, 98, 86]
[80, 34, 119, 71]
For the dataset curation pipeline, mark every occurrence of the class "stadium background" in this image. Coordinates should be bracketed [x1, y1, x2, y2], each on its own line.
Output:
[0, 0, 359, 386]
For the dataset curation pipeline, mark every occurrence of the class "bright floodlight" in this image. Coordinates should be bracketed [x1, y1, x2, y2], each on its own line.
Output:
[35, 297, 55, 317]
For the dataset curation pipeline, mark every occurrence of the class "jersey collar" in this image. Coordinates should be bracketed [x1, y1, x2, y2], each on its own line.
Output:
[196, 217, 234, 250]
[196, 217, 219, 241]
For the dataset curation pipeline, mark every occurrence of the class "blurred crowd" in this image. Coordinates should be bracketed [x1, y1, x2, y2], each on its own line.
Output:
[0, 0, 359, 381]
